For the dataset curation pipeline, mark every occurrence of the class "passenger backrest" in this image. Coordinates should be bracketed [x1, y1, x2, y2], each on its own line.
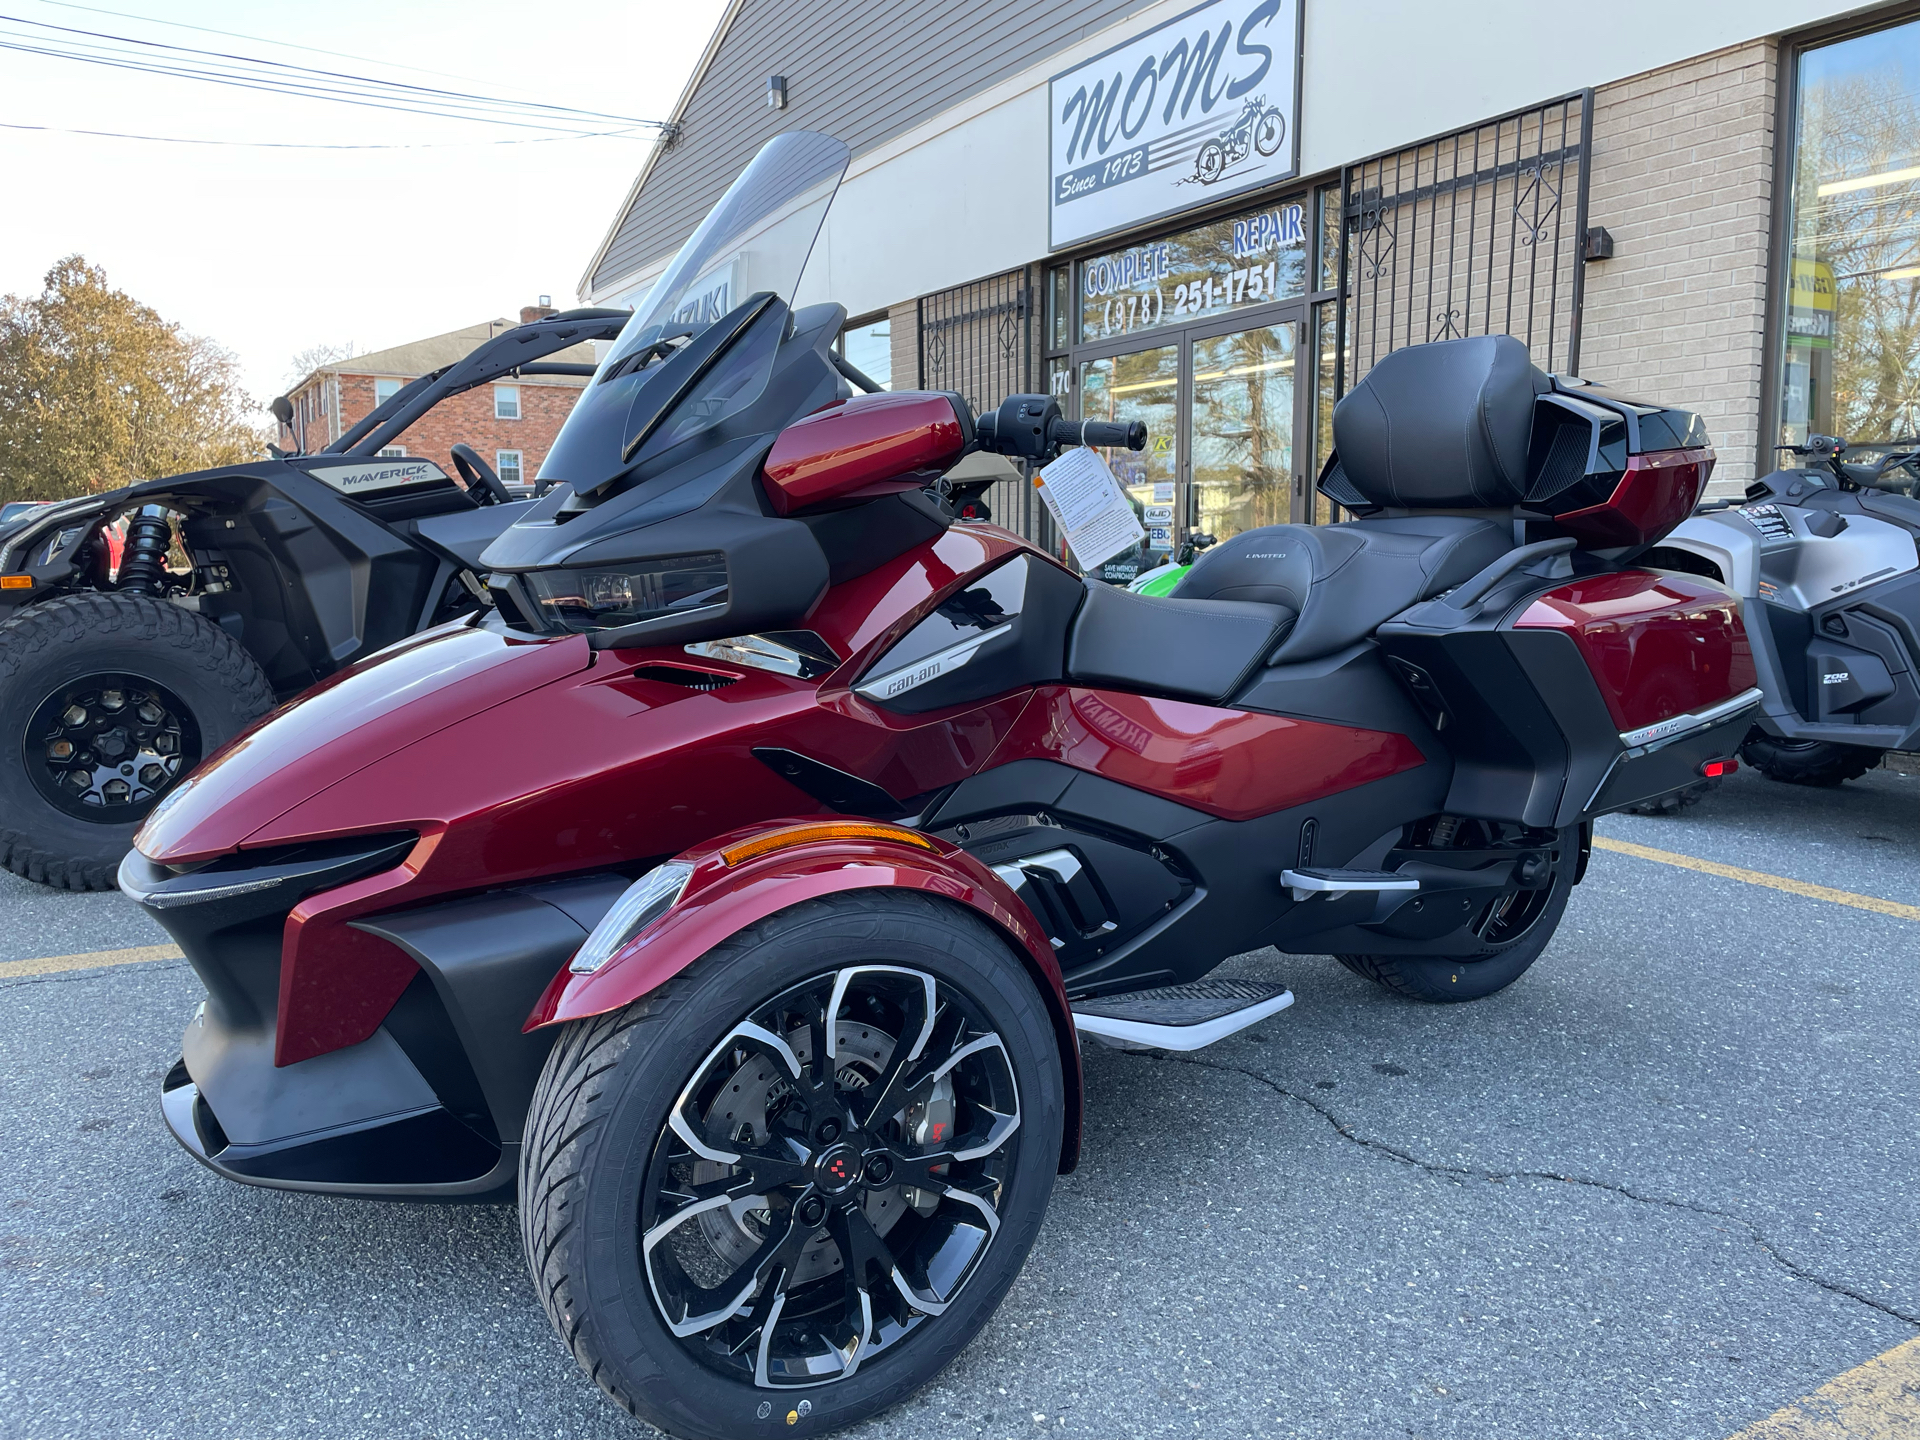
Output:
[1321, 334, 1547, 510]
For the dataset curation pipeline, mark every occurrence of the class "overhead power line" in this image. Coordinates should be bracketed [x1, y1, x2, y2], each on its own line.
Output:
[31, 0, 547, 95]
[0, 118, 650, 148]
[0, 11, 674, 137]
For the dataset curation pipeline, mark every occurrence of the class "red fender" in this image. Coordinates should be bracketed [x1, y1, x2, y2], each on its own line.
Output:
[525, 818, 1084, 1172]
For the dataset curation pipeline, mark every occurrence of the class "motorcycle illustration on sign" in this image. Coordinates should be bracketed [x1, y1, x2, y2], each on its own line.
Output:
[1194, 95, 1287, 185]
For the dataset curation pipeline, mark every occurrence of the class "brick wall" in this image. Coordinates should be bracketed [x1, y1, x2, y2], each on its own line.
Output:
[279, 374, 584, 486]
[888, 300, 919, 390]
[1581, 40, 1777, 494]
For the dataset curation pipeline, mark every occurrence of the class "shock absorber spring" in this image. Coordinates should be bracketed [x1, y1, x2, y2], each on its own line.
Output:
[117, 505, 174, 595]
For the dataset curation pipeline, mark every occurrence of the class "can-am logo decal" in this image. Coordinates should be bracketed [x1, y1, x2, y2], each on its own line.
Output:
[1048, 0, 1301, 249]
[302, 459, 449, 495]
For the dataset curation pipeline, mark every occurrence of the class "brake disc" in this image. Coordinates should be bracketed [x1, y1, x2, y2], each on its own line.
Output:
[690, 1022, 899, 1286]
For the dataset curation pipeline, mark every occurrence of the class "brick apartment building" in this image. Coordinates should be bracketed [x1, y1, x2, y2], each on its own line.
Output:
[277, 302, 597, 494]
[582, 0, 1920, 571]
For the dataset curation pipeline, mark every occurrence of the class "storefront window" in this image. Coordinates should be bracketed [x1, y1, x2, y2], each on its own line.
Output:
[838, 316, 891, 389]
[1316, 184, 1343, 295]
[1079, 195, 1308, 344]
[1081, 346, 1179, 571]
[1046, 266, 1074, 353]
[1778, 18, 1920, 446]
[1313, 300, 1342, 523]
[1192, 323, 1294, 541]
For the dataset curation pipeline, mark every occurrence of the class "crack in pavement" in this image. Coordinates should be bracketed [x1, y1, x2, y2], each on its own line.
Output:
[1115, 1048, 1920, 1330]
[0, 960, 190, 992]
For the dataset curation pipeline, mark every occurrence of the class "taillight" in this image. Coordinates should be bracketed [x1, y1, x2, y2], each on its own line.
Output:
[1553, 447, 1716, 547]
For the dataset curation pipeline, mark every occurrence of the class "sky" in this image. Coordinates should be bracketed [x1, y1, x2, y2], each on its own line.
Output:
[0, 0, 730, 410]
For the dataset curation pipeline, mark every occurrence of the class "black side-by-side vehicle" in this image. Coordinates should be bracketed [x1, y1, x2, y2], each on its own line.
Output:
[0, 308, 629, 890]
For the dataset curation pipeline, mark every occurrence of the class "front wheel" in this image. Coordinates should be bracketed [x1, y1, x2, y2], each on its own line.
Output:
[0, 592, 274, 890]
[1337, 825, 1580, 1003]
[1254, 108, 1286, 156]
[1196, 140, 1227, 184]
[1740, 734, 1882, 787]
[519, 891, 1065, 1440]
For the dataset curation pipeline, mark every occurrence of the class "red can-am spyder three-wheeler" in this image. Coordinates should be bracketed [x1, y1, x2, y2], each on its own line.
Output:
[125, 133, 1758, 1438]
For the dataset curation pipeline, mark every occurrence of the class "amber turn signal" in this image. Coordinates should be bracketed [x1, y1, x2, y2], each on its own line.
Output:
[0, 575, 32, 589]
[720, 821, 940, 867]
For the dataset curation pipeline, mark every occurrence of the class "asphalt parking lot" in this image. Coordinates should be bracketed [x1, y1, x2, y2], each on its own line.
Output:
[2, 763, 1916, 1440]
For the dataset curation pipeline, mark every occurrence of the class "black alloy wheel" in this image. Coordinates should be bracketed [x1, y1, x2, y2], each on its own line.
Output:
[1337, 823, 1581, 1003]
[642, 965, 1022, 1388]
[25, 673, 198, 822]
[520, 891, 1064, 1440]
[0, 592, 274, 890]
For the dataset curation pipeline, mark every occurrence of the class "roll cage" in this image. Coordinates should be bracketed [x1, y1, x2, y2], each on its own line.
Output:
[320, 307, 631, 457]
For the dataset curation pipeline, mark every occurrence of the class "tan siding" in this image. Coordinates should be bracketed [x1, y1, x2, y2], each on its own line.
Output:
[593, 0, 1153, 292]
[1580, 40, 1776, 493]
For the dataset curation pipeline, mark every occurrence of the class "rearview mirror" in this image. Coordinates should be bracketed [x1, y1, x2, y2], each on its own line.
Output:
[269, 395, 294, 426]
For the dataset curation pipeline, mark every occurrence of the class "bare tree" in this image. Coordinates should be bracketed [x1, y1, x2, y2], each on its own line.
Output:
[284, 342, 355, 393]
[1792, 69, 1920, 442]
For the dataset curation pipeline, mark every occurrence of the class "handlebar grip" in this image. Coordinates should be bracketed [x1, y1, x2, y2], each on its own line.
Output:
[1053, 418, 1147, 450]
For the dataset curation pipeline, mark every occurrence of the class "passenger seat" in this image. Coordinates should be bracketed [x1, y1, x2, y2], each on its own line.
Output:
[1169, 516, 1509, 664]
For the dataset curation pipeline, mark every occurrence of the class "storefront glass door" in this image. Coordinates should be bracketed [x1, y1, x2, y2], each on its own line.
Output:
[1075, 311, 1303, 579]
[1080, 343, 1180, 576]
[1189, 320, 1296, 544]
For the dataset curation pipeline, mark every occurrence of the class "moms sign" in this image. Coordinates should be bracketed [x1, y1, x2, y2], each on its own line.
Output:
[1048, 0, 1301, 250]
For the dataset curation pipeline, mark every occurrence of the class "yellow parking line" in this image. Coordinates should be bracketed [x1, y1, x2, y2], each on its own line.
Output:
[0, 943, 183, 980]
[1592, 836, 1920, 922]
[1727, 1335, 1920, 1438]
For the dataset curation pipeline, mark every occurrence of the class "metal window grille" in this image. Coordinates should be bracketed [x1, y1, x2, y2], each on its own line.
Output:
[1337, 91, 1592, 396]
[917, 268, 1056, 549]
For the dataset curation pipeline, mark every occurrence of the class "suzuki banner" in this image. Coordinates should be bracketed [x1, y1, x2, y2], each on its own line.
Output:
[1048, 0, 1302, 250]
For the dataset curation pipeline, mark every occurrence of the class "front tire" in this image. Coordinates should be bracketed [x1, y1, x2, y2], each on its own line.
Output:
[1741, 734, 1882, 787]
[519, 891, 1064, 1440]
[0, 592, 274, 890]
[1336, 825, 1580, 1003]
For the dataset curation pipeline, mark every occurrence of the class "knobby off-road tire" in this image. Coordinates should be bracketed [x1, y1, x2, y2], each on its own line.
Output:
[1740, 734, 1882, 787]
[1336, 825, 1581, 1003]
[519, 890, 1065, 1440]
[0, 592, 274, 890]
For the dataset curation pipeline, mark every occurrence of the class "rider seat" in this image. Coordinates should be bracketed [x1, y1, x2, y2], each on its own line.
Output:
[1066, 335, 1544, 698]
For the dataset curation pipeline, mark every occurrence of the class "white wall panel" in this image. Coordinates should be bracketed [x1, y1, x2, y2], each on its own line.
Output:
[596, 0, 1866, 309]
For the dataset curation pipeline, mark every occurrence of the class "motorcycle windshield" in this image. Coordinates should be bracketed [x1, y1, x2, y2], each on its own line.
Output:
[538, 130, 851, 495]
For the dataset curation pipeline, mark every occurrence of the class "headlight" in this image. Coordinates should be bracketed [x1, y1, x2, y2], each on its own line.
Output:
[570, 861, 695, 973]
[523, 553, 727, 633]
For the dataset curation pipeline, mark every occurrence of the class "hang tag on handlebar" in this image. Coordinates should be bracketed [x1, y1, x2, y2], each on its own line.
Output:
[1035, 447, 1146, 571]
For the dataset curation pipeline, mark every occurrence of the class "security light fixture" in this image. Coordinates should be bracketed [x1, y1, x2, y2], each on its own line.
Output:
[767, 75, 787, 110]
[1583, 226, 1615, 262]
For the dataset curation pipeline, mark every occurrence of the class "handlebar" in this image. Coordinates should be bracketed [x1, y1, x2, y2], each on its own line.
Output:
[973, 393, 1149, 462]
[1049, 417, 1147, 451]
